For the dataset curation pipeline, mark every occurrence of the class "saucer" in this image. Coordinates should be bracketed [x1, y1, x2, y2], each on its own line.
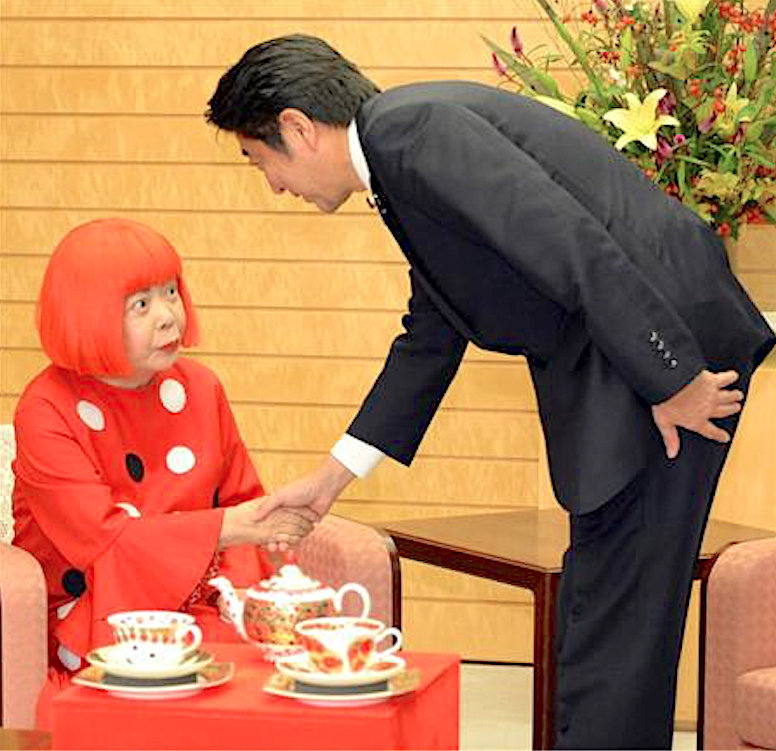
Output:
[73, 661, 234, 700]
[264, 668, 420, 708]
[275, 654, 406, 687]
[86, 645, 214, 679]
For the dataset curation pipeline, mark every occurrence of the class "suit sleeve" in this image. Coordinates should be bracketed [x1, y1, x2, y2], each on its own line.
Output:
[347, 269, 467, 465]
[14, 396, 226, 653]
[368, 101, 707, 404]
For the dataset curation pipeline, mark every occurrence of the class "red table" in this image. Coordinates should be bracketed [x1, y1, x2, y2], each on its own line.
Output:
[51, 643, 460, 750]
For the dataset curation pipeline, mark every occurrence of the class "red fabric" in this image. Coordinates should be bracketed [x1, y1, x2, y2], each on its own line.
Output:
[12, 359, 272, 665]
[51, 645, 460, 750]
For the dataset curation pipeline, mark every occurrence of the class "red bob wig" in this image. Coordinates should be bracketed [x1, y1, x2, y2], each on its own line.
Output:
[37, 218, 200, 376]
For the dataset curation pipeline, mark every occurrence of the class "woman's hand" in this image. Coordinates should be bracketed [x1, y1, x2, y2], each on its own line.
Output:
[218, 499, 318, 550]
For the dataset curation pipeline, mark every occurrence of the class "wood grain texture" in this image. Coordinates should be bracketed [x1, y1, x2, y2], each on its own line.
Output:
[0, 18, 566, 67]
[1, 3, 773, 727]
[0, 66, 580, 115]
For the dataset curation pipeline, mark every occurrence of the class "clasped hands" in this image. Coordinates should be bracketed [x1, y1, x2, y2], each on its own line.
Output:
[219, 456, 356, 552]
[218, 499, 319, 551]
[651, 368, 744, 459]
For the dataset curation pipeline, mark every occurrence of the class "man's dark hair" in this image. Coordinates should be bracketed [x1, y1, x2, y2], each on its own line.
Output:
[205, 34, 380, 150]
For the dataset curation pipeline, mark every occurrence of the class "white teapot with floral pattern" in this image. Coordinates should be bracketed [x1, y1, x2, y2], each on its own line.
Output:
[209, 564, 371, 660]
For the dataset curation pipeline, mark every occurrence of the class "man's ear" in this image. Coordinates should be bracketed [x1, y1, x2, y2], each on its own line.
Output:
[277, 108, 318, 150]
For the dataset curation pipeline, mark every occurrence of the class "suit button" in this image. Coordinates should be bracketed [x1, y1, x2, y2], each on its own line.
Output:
[649, 331, 658, 342]
[669, 359, 678, 368]
[663, 351, 672, 360]
[657, 340, 665, 351]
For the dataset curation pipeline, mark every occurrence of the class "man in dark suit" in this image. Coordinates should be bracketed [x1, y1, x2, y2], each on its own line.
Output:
[206, 35, 775, 748]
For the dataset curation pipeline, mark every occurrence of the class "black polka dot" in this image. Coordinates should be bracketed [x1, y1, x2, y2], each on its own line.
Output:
[213, 488, 220, 507]
[62, 569, 86, 597]
[125, 453, 144, 482]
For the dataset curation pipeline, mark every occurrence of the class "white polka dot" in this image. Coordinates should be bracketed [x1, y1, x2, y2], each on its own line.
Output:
[57, 644, 82, 671]
[76, 400, 105, 431]
[159, 378, 187, 414]
[166, 445, 196, 474]
[116, 501, 141, 518]
[57, 600, 78, 620]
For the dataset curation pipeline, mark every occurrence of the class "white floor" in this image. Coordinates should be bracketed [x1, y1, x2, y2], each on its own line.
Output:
[460, 663, 697, 750]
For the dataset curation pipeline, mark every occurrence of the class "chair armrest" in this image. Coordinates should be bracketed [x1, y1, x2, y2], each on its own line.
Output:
[0, 543, 48, 728]
[704, 537, 776, 750]
[295, 515, 401, 628]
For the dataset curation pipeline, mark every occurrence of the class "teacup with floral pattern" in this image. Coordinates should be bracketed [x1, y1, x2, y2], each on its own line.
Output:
[295, 616, 402, 674]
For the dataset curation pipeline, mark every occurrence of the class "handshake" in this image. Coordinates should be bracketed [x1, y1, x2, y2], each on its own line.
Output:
[219, 456, 358, 552]
[218, 499, 320, 551]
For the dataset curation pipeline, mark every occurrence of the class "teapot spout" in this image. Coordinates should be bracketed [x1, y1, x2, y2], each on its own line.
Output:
[208, 575, 249, 642]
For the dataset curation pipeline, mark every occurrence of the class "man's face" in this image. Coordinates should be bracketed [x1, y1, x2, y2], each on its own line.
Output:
[237, 121, 353, 214]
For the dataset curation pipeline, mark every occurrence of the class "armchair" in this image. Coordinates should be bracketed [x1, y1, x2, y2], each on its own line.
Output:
[0, 423, 400, 728]
[703, 536, 776, 750]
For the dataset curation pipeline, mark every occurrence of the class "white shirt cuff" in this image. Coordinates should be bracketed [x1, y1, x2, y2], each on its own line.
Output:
[331, 434, 385, 479]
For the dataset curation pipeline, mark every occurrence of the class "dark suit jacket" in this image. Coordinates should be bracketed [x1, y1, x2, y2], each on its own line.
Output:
[347, 81, 775, 514]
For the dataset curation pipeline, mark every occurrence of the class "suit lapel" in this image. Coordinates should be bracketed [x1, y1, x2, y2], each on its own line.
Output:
[369, 175, 479, 342]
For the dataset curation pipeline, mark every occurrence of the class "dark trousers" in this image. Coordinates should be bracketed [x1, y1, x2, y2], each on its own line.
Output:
[553, 373, 751, 749]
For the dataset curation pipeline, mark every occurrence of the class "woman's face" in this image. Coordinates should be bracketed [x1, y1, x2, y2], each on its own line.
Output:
[102, 278, 186, 389]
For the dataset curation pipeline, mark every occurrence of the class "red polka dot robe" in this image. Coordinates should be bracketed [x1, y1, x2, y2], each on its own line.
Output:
[12, 358, 272, 670]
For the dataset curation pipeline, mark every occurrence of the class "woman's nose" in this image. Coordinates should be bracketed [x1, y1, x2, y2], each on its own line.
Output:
[154, 300, 176, 329]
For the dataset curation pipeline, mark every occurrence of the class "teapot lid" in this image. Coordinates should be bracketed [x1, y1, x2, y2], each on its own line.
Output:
[257, 564, 324, 593]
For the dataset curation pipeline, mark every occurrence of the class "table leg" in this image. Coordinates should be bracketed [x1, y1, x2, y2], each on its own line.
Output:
[532, 573, 560, 750]
[696, 573, 711, 750]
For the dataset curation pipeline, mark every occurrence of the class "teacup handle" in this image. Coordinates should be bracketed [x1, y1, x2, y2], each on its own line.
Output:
[334, 582, 371, 619]
[374, 627, 403, 658]
[182, 624, 203, 652]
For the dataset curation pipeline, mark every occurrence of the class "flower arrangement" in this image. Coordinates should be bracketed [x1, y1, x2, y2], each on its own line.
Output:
[485, 0, 776, 238]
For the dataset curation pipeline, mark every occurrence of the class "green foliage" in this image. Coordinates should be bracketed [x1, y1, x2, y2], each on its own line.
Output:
[486, 0, 776, 238]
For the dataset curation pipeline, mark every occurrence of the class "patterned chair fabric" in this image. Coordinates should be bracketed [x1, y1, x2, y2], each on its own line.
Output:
[704, 537, 776, 750]
[0, 424, 399, 728]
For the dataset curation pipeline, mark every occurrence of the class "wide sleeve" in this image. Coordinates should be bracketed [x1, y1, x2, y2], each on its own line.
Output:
[369, 101, 707, 405]
[13, 395, 226, 653]
[347, 268, 468, 465]
[212, 378, 264, 508]
[210, 379, 273, 585]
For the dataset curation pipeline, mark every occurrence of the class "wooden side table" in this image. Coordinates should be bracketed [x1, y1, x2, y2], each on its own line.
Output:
[380, 508, 774, 750]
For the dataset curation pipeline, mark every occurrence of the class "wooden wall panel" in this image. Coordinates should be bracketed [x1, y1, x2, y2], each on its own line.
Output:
[2, 256, 411, 310]
[0, 301, 520, 362]
[0, 67, 579, 115]
[0, 209, 398, 261]
[2, 2, 773, 729]
[0, 350, 536, 411]
[402, 600, 534, 663]
[0, 1, 538, 18]
[232, 404, 539, 459]
[246, 451, 539, 509]
[0, 18, 562, 68]
[734, 225, 776, 311]
[0, 163, 367, 213]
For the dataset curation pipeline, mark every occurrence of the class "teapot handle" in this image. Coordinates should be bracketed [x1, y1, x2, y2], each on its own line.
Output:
[334, 582, 371, 619]
[208, 576, 249, 642]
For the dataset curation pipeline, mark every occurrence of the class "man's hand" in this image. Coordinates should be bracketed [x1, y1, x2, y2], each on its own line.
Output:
[253, 456, 357, 550]
[651, 369, 743, 459]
